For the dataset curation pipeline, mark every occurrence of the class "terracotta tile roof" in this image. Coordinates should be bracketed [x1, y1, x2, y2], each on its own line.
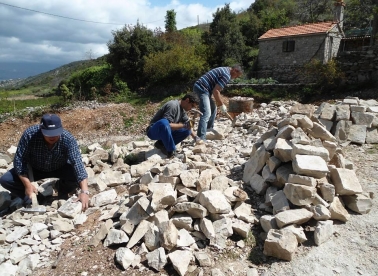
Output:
[259, 21, 338, 40]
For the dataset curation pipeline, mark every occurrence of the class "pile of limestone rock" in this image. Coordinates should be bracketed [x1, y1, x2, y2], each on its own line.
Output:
[0, 96, 376, 275]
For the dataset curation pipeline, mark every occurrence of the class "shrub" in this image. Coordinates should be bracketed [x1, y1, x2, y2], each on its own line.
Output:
[144, 45, 207, 88]
[303, 59, 345, 92]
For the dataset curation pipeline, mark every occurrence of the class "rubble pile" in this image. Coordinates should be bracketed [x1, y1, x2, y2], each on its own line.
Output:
[0, 96, 376, 275]
[315, 97, 378, 144]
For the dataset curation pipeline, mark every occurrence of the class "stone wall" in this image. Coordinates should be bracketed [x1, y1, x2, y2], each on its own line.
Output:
[225, 83, 309, 97]
[336, 46, 378, 84]
[258, 25, 341, 67]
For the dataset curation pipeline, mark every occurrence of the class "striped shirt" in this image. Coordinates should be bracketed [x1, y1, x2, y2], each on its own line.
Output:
[14, 125, 88, 183]
[194, 67, 231, 95]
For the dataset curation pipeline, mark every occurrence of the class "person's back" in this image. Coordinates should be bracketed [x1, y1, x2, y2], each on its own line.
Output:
[194, 67, 231, 95]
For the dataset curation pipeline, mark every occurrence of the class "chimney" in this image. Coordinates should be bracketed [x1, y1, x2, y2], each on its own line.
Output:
[334, 0, 345, 29]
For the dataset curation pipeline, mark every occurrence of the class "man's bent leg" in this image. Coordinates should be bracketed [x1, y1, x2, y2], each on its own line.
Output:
[0, 168, 26, 198]
[172, 128, 191, 146]
[33, 165, 79, 199]
[147, 119, 176, 152]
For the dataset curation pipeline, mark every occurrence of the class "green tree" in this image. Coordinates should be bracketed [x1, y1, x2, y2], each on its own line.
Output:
[165, 9, 177, 33]
[294, 0, 334, 23]
[344, 0, 374, 30]
[60, 84, 73, 102]
[144, 44, 207, 86]
[67, 65, 113, 100]
[203, 4, 247, 67]
[107, 22, 167, 91]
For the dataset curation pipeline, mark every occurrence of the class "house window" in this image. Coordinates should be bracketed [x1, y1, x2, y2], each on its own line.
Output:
[283, 40, 295, 52]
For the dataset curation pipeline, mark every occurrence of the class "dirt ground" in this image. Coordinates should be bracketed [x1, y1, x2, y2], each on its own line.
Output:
[1, 100, 377, 276]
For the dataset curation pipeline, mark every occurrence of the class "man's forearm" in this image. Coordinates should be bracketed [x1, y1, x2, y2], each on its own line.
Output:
[169, 122, 187, 130]
[19, 174, 32, 188]
[212, 87, 223, 106]
[79, 178, 89, 191]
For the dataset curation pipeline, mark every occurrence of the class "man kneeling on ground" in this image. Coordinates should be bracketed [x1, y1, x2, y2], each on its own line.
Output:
[0, 114, 89, 211]
[146, 94, 199, 158]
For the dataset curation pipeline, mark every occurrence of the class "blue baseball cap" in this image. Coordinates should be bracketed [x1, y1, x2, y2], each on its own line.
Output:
[40, 114, 63, 137]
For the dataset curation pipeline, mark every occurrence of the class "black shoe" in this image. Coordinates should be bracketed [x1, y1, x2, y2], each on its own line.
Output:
[154, 140, 168, 155]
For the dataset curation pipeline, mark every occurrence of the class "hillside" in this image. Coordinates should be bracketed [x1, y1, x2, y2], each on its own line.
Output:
[0, 58, 106, 90]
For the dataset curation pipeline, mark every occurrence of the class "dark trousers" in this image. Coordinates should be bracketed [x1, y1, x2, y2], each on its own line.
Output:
[0, 164, 79, 198]
[147, 118, 191, 152]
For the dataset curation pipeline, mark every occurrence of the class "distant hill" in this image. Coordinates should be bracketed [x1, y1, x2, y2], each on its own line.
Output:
[0, 57, 106, 90]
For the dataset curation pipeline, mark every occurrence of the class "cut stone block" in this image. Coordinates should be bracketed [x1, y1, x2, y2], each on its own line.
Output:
[274, 209, 313, 228]
[291, 144, 330, 162]
[348, 125, 367, 145]
[292, 155, 329, 178]
[271, 190, 290, 214]
[351, 111, 375, 127]
[366, 128, 378, 144]
[273, 138, 293, 162]
[318, 119, 333, 132]
[330, 168, 363, 195]
[342, 193, 372, 214]
[287, 174, 316, 187]
[335, 105, 350, 121]
[334, 120, 352, 141]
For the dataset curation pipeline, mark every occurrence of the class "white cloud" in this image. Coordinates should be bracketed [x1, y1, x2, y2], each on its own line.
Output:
[0, 0, 252, 66]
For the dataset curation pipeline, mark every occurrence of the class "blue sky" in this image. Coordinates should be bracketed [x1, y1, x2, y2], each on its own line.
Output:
[0, 0, 253, 80]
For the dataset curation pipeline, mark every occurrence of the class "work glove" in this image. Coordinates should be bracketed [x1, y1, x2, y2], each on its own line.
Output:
[219, 104, 228, 114]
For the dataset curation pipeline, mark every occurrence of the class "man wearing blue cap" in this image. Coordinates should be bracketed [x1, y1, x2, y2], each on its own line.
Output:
[0, 114, 89, 211]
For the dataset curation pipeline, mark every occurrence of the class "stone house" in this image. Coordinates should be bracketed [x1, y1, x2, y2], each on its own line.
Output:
[256, 1, 345, 83]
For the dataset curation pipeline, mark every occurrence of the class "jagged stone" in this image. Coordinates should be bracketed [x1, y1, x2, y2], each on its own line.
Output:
[198, 190, 231, 214]
[314, 220, 333, 245]
[104, 229, 129, 247]
[283, 183, 316, 206]
[329, 197, 350, 222]
[168, 250, 193, 276]
[263, 229, 298, 261]
[115, 247, 135, 270]
[311, 204, 332, 220]
[281, 224, 307, 243]
[146, 247, 167, 271]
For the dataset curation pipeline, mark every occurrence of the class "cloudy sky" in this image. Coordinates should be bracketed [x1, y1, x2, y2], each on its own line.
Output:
[0, 0, 253, 80]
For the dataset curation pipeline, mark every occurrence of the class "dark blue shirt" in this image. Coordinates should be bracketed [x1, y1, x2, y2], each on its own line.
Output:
[194, 67, 231, 95]
[14, 125, 88, 183]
